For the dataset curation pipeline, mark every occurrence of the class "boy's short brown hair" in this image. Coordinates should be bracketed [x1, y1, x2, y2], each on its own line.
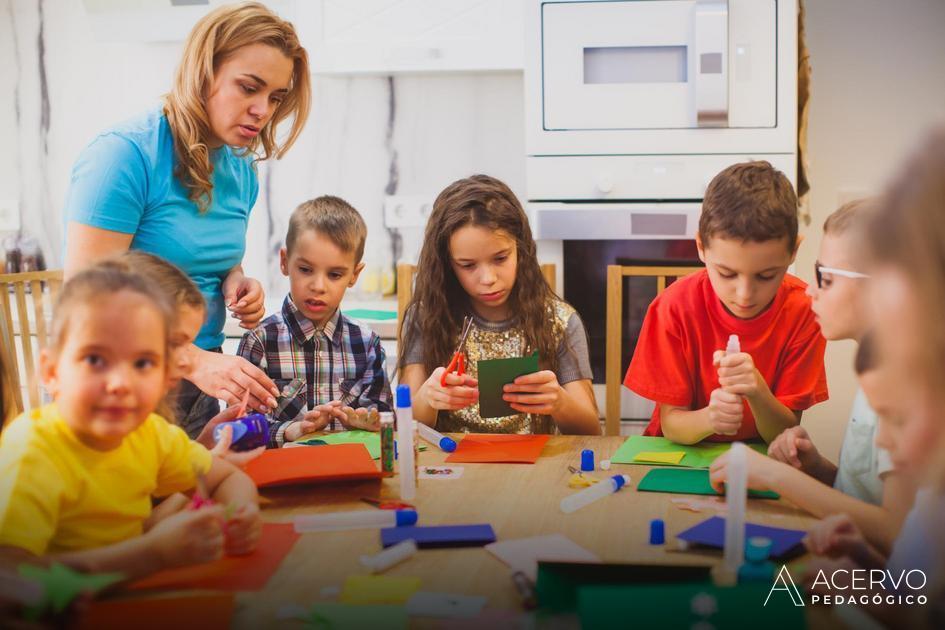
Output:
[286, 195, 367, 263]
[699, 161, 798, 252]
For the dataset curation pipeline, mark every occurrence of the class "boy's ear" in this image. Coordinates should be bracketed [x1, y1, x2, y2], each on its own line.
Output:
[348, 262, 366, 288]
[39, 348, 59, 398]
[789, 234, 804, 264]
[695, 234, 707, 264]
[279, 247, 289, 276]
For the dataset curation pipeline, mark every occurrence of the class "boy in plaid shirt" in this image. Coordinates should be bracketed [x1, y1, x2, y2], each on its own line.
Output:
[237, 196, 392, 447]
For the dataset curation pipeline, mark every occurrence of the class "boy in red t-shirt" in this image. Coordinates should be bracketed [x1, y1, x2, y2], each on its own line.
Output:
[624, 161, 828, 444]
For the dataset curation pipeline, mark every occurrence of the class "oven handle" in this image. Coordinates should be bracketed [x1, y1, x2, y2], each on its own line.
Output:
[694, 0, 729, 127]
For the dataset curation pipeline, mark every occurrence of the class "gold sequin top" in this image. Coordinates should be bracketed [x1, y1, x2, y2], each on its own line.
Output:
[434, 300, 577, 434]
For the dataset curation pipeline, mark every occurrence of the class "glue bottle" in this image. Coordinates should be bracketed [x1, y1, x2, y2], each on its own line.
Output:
[395, 385, 418, 500]
[723, 442, 748, 575]
[723, 333, 742, 436]
[560, 474, 630, 514]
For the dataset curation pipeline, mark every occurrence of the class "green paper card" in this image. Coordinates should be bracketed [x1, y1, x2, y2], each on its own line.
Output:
[610, 435, 766, 469]
[637, 468, 779, 499]
[476, 352, 540, 419]
[344, 309, 398, 321]
[305, 603, 407, 629]
[297, 430, 382, 459]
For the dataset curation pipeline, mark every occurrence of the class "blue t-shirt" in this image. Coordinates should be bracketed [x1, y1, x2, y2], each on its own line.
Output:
[63, 106, 258, 349]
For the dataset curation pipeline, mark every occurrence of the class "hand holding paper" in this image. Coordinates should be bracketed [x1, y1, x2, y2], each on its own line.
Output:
[503, 369, 562, 415]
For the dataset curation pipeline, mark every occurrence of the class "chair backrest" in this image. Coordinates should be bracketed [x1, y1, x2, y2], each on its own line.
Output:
[396, 262, 557, 341]
[0, 270, 64, 415]
[604, 265, 704, 436]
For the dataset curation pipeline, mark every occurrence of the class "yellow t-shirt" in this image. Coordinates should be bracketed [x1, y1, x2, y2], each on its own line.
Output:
[0, 404, 212, 556]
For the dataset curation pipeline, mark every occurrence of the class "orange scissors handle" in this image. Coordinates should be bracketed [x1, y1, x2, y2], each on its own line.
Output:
[440, 352, 465, 386]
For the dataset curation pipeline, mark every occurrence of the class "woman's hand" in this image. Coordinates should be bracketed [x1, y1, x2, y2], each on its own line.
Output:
[503, 370, 564, 415]
[418, 367, 479, 412]
[187, 350, 279, 413]
[222, 268, 266, 330]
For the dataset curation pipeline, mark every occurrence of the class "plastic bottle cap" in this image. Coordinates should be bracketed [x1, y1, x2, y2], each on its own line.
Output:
[600, 459, 612, 470]
[745, 536, 773, 562]
[611, 474, 629, 491]
[649, 518, 666, 545]
[395, 384, 412, 408]
[440, 437, 457, 452]
[394, 509, 419, 527]
[580, 449, 594, 472]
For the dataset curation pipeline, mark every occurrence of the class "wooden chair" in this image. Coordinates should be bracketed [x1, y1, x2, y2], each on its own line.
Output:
[396, 262, 557, 339]
[604, 265, 703, 436]
[0, 270, 64, 414]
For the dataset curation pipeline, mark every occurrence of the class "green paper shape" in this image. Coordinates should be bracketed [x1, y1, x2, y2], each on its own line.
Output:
[637, 468, 780, 499]
[476, 352, 540, 419]
[344, 309, 398, 321]
[304, 603, 407, 629]
[298, 431, 382, 459]
[18, 562, 122, 617]
[578, 583, 806, 630]
[610, 436, 766, 469]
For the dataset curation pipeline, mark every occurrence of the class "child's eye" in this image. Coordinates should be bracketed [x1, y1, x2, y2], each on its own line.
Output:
[135, 358, 156, 370]
[84, 354, 104, 367]
[719, 272, 737, 280]
[329, 272, 344, 280]
[494, 256, 508, 263]
[459, 263, 475, 270]
[298, 266, 312, 274]
[821, 276, 834, 288]
[757, 274, 776, 282]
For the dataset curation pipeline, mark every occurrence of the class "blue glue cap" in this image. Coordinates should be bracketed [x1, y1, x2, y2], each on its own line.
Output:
[611, 474, 628, 490]
[396, 384, 412, 408]
[649, 518, 665, 545]
[440, 436, 457, 452]
[213, 421, 248, 444]
[395, 509, 418, 527]
[580, 449, 594, 472]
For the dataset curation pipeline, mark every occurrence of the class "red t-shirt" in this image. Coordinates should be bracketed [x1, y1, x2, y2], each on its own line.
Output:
[623, 270, 828, 442]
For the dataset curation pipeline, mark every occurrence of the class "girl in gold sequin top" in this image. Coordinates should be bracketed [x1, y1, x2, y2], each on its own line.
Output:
[399, 175, 600, 435]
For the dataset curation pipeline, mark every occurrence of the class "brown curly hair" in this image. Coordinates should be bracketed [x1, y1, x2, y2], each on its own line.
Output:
[399, 175, 560, 376]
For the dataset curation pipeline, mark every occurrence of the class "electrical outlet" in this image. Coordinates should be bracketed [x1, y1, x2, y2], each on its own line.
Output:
[383, 195, 433, 228]
[0, 199, 19, 231]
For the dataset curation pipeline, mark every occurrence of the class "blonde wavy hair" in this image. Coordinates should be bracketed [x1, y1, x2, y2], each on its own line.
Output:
[164, 1, 311, 211]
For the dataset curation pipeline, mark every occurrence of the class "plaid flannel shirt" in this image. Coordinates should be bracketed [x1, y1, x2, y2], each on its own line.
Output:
[236, 295, 392, 447]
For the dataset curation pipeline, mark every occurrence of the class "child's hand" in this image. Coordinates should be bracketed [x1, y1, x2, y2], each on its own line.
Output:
[707, 387, 743, 436]
[805, 514, 867, 558]
[767, 425, 821, 472]
[420, 367, 479, 411]
[148, 505, 225, 569]
[284, 405, 336, 442]
[194, 404, 243, 449]
[503, 370, 563, 415]
[211, 424, 266, 467]
[714, 350, 762, 398]
[340, 407, 381, 431]
[709, 446, 778, 493]
[224, 503, 262, 556]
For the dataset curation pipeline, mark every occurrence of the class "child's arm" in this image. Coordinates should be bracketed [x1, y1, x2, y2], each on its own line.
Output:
[709, 449, 913, 555]
[201, 456, 261, 556]
[715, 350, 800, 442]
[503, 372, 600, 435]
[401, 364, 478, 427]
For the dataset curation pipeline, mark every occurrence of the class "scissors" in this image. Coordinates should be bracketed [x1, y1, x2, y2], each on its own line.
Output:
[440, 316, 474, 387]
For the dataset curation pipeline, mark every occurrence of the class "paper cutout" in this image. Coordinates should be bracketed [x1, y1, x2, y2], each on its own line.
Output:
[676, 516, 807, 559]
[406, 591, 487, 618]
[381, 524, 497, 549]
[300, 603, 408, 629]
[477, 352, 540, 418]
[130, 523, 299, 591]
[632, 450, 686, 465]
[76, 593, 234, 630]
[637, 468, 780, 499]
[445, 434, 550, 464]
[610, 436, 767, 468]
[485, 534, 600, 581]
[339, 575, 422, 605]
[297, 430, 382, 460]
[244, 443, 382, 488]
[18, 563, 122, 617]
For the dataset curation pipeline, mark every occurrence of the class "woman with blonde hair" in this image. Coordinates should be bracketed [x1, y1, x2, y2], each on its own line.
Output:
[63, 2, 310, 437]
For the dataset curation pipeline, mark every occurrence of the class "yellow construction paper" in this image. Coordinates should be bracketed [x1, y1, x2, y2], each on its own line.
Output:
[340, 575, 422, 605]
[633, 451, 686, 465]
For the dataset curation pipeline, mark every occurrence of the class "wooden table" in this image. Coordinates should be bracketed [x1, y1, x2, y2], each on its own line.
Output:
[237, 436, 816, 626]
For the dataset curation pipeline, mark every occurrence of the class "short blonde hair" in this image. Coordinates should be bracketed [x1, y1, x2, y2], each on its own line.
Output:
[286, 196, 367, 263]
[823, 198, 873, 236]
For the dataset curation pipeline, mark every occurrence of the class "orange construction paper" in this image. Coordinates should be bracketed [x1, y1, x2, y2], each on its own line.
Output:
[76, 593, 234, 630]
[130, 523, 299, 592]
[244, 443, 382, 488]
[445, 434, 550, 464]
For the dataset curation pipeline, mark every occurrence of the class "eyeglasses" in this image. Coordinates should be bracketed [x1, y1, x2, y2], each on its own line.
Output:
[814, 262, 869, 289]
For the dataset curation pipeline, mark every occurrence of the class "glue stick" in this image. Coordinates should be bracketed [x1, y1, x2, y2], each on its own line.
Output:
[395, 385, 418, 500]
[724, 442, 748, 575]
[723, 334, 742, 435]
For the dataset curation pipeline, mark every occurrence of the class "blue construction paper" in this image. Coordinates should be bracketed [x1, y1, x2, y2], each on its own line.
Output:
[381, 524, 496, 549]
[676, 516, 807, 559]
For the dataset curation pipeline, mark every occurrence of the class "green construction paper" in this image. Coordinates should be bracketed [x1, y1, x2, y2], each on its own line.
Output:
[610, 435, 766, 469]
[578, 583, 806, 630]
[296, 431, 425, 459]
[18, 563, 122, 617]
[476, 352, 540, 419]
[344, 309, 398, 321]
[637, 468, 780, 500]
[304, 603, 407, 629]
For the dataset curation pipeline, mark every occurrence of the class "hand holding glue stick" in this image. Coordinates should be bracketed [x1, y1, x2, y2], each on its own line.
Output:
[709, 334, 746, 436]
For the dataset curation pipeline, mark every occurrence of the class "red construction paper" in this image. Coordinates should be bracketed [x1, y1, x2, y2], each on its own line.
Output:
[244, 443, 382, 488]
[445, 434, 550, 464]
[76, 593, 234, 630]
[129, 523, 299, 592]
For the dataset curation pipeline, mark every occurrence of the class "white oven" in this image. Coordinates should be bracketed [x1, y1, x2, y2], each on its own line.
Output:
[525, 0, 798, 420]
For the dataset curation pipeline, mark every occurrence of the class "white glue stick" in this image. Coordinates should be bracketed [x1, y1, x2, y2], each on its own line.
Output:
[560, 474, 630, 514]
[360, 539, 418, 573]
[416, 421, 457, 452]
[724, 442, 747, 575]
[723, 334, 742, 436]
[396, 385, 417, 501]
[293, 508, 417, 533]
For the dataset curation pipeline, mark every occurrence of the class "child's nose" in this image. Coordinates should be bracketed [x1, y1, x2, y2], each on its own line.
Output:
[105, 368, 131, 393]
[479, 266, 497, 285]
